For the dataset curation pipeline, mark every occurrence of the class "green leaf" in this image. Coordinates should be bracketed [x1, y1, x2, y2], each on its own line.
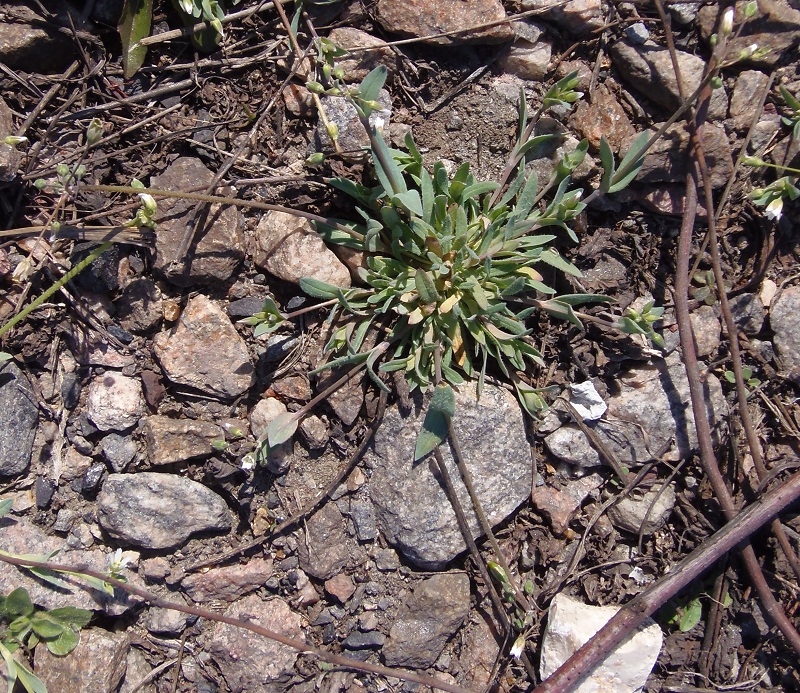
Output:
[598, 136, 615, 193]
[5, 589, 34, 618]
[0, 641, 19, 693]
[553, 293, 615, 306]
[392, 190, 423, 216]
[538, 248, 582, 277]
[610, 131, 648, 192]
[413, 384, 455, 462]
[0, 353, 12, 364]
[118, 0, 153, 79]
[267, 412, 299, 448]
[371, 129, 408, 196]
[461, 181, 499, 200]
[29, 613, 65, 640]
[536, 299, 584, 328]
[44, 628, 79, 657]
[516, 134, 558, 159]
[515, 169, 539, 218]
[299, 277, 342, 300]
[679, 598, 703, 632]
[11, 659, 47, 693]
[359, 66, 388, 104]
[46, 607, 91, 630]
[415, 270, 440, 304]
[0, 498, 12, 519]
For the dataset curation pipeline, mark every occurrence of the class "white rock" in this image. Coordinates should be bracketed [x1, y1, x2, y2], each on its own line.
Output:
[86, 372, 144, 431]
[501, 39, 552, 81]
[759, 279, 777, 308]
[540, 593, 662, 693]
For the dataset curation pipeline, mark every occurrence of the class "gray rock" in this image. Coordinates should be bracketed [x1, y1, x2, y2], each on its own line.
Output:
[326, 28, 397, 82]
[376, 0, 514, 44]
[182, 558, 273, 602]
[383, 573, 470, 668]
[606, 355, 727, 462]
[520, 0, 603, 35]
[668, 2, 697, 24]
[34, 629, 129, 693]
[115, 278, 162, 333]
[610, 41, 728, 121]
[97, 472, 232, 550]
[0, 361, 38, 477]
[629, 121, 733, 189]
[251, 211, 351, 288]
[625, 22, 649, 44]
[349, 498, 377, 541]
[316, 88, 393, 158]
[317, 370, 364, 425]
[607, 483, 677, 535]
[209, 595, 302, 693]
[366, 381, 531, 570]
[296, 502, 363, 579]
[100, 433, 138, 472]
[143, 415, 224, 465]
[544, 425, 600, 468]
[697, 1, 800, 67]
[145, 595, 192, 634]
[0, 515, 138, 614]
[500, 39, 552, 81]
[299, 414, 329, 450]
[153, 294, 255, 399]
[0, 6, 78, 72]
[343, 630, 386, 649]
[120, 646, 157, 693]
[729, 293, 765, 335]
[545, 353, 727, 466]
[770, 285, 800, 372]
[86, 372, 145, 432]
[150, 157, 244, 286]
[729, 71, 771, 130]
[690, 305, 721, 357]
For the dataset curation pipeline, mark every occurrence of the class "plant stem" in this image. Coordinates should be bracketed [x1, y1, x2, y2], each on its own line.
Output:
[81, 184, 365, 241]
[0, 242, 111, 341]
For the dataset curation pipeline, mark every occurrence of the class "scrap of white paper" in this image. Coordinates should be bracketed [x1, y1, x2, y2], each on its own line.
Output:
[568, 381, 607, 421]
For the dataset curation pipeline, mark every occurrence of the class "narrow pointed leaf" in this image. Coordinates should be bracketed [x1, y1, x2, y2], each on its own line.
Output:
[414, 384, 455, 462]
[415, 270, 440, 304]
[359, 66, 388, 103]
[299, 277, 343, 300]
[267, 412, 299, 448]
[118, 0, 153, 79]
[598, 136, 615, 193]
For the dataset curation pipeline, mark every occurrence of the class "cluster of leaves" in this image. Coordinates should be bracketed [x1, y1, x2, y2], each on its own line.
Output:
[742, 87, 800, 222]
[0, 505, 92, 693]
[250, 66, 652, 455]
[119, 0, 242, 77]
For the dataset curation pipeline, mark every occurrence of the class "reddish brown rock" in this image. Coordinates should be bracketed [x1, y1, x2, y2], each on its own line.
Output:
[376, 0, 514, 45]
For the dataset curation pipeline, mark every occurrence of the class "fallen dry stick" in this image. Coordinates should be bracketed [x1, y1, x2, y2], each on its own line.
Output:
[0, 553, 476, 693]
[533, 468, 800, 693]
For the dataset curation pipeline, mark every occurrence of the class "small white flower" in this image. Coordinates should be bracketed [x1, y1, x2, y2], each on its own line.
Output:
[765, 197, 783, 221]
[510, 634, 526, 659]
[720, 7, 734, 36]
